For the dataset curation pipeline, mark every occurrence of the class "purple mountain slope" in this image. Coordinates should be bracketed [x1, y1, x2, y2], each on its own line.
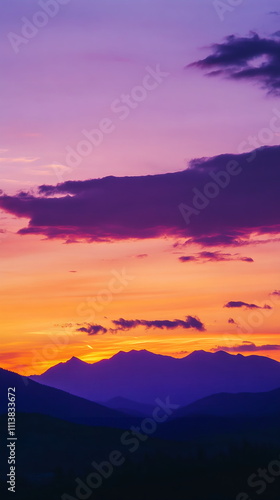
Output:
[0, 367, 135, 428]
[171, 387, 280, 419]
[103, 397, 155, 416]
[30, 349, 280, 406]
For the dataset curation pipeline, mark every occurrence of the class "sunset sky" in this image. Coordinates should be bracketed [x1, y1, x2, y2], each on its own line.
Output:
[0, 0, 280, 374]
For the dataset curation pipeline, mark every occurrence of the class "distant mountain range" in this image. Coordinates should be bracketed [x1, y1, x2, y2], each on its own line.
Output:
[2, 350, 280, 435]
[31, 349, 280, 406]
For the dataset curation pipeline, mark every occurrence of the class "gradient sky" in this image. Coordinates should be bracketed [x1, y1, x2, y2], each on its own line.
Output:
[0, 0, 280, 374]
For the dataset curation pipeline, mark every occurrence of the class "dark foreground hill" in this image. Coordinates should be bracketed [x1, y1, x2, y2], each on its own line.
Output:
[0, 412, 280, 500]
[171, 386, 280, 419]
[0, 367, 135, 429]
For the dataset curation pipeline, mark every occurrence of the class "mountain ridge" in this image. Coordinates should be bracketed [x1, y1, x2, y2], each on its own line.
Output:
[30, 349, 280, 406]
[29, 348, 280, 376]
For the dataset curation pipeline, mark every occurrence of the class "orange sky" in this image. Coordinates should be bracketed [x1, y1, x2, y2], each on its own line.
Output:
[1, 226, 279, 375]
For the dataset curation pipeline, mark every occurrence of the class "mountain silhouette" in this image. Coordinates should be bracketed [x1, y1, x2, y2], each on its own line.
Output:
[31, 349, 280, 405]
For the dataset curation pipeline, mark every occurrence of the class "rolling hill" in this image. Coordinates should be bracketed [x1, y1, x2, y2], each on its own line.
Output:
[0, 367, 135, 429]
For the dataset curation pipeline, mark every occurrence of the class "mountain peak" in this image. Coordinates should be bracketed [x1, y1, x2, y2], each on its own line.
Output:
[112, 349, 156, 360]
[36, 355, 89, 377]
[187, 350, 232, 359]
[66, 356, 89, 367]
[67, 356, 82, 363]
[214, 350, 232, 357]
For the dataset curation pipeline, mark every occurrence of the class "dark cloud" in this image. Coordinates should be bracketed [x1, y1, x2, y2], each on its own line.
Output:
[174, 235, 250, 248]
[179, 256, 196, 262]
[228, 318, 238, 326]
[179, 251, 253, 263]
[136, 254, 148, 259]
[270, 290, 280, 296]
[179, 235, 280, 248]
[111, 316, 205, 332]
[0, 146, 280, 246]
[77, 324, 107, 335]
[224, 301, 272, 310]
[212, 342, 280, 353]
[189, 33, 280, 95]
[77, 316, 205, 335]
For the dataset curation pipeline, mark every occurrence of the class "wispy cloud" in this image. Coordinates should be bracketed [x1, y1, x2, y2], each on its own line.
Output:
[212, 342, 280, 353]
[224, 301, 272, 310]
[111, 316, 205, 332]
[189, 33, 280, 95]
[76, 315, 206, 336]
[179, 251, 253, 263]
[25, 164, 72, 177]
[0, 157, 39, 163]
[228, 318, 238, 326]
[77, 324, 107, 335]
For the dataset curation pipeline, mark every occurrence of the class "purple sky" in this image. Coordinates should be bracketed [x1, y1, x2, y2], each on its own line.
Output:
[1, 0, 280, 193]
